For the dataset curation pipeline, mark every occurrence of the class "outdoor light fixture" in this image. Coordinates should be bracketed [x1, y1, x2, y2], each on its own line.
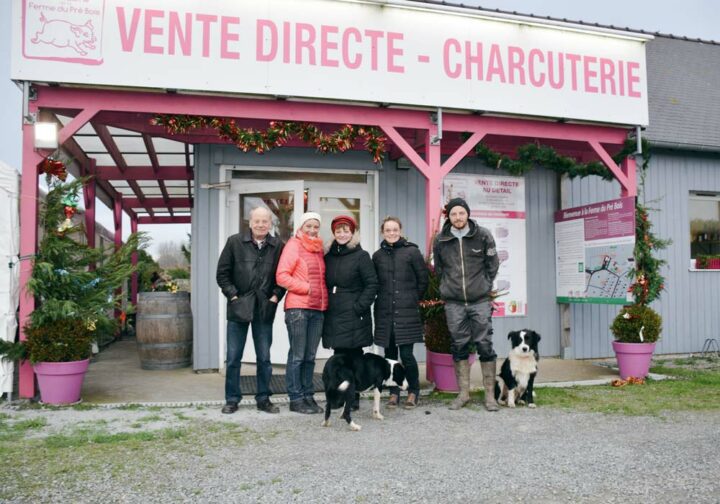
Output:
[34, 122, 58, 149]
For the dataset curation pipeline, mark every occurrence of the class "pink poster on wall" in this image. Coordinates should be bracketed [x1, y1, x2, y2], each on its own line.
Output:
[22, 0, 105, 65]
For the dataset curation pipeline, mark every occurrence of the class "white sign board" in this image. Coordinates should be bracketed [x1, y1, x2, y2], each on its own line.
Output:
[12, 0, 649, 125]
[443, 174, 527, 317]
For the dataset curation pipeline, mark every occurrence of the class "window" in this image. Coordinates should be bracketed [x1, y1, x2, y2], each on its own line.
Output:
[689, 192, 720, 264]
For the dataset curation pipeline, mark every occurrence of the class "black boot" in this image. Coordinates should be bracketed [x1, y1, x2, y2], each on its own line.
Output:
[289, 399, 313, 414]
[304, 397, 323, 414]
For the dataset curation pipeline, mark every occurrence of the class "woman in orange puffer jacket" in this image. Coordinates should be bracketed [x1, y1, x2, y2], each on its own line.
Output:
[276, 212, 328, 414]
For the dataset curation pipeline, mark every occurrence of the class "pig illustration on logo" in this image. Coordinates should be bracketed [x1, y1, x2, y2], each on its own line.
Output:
[31, 12, 96, 56]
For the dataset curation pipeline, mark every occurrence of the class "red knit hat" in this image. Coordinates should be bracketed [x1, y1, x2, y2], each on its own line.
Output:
[331, 215, 357, 233]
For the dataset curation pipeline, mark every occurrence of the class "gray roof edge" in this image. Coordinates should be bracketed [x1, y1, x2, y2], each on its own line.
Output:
[406, 0, 718, 45]
[648, 139, 720, 154]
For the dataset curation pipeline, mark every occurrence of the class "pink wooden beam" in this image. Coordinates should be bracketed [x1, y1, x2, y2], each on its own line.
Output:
[57, 107, 100, 145]
[138, 216, 191, 224]
[36, 86, 433, 130]
[94, 166, 192, 180]
[82, 159, 97, 270]
[130, 217, 138, 306]
[620, 157, 637, 198]
[143, 134, 174, 217]
[113, 195, 123, 322]
[424, 127, 444, 248]
[123, 197, 191, 208]
[18, 122, 43, 399]
[379, 124, 430, 178]
[38, 87, 631, 145]
[588, 140, 635, 197]
[113, 195, 123, 249]
[445, 115, 628, 144]
[93, 122, 154, 217]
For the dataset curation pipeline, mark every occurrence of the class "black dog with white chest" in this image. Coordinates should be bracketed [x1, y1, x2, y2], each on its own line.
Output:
[322, 352, 407, 431]
[495, 329, 541, 408]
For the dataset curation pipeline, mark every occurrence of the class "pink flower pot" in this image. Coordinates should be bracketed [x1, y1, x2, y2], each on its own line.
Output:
[612, 341, 656, 380]
[33, 359, 90, 405]
[426, 349, 477, 392]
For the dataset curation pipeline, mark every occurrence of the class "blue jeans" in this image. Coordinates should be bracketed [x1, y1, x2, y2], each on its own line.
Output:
[285, 308, 324, 402]
[225, 319, 273, 403]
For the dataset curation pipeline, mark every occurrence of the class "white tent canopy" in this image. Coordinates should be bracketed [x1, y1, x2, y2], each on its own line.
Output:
[0, 161, 19, 396]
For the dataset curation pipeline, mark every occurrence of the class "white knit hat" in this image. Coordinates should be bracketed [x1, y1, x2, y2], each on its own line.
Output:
[299, 211, 322, 229]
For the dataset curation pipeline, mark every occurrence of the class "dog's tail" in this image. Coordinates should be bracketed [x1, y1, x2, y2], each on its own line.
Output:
[337, 380, 350, 392]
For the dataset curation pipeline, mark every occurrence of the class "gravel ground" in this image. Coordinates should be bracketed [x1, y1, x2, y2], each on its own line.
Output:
[2, 399, 719, 503]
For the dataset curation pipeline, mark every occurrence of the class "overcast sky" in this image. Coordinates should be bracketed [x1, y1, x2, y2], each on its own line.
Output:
[1, 0, 716, 257]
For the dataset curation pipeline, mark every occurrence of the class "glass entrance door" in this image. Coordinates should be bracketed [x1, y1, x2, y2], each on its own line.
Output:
[227, 180, 304, 365]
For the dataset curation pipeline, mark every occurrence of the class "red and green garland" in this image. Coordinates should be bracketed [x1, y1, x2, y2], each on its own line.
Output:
[471, 136, 668, 306]
[151, 115, 387, 163]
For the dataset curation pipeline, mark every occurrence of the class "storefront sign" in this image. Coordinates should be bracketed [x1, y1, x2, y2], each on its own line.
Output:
[12, 0, 649, 125]
[443, 174, 527, 317]
[555, 197, 635, 304]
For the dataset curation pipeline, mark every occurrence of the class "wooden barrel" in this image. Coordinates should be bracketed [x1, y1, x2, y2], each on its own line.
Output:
[136, 292, 193, 370]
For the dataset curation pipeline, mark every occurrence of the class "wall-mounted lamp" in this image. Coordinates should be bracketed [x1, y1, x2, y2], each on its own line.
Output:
[34, 122, 58, 149]
[396, 157, 412, 170]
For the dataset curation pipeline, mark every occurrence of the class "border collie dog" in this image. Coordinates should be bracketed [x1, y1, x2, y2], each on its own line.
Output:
[495, 330, 541, 408]
[321, 353, 407, 431]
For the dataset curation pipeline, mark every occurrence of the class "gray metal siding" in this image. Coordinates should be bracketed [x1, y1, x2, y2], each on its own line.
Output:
[381, 158, 562, 358]
[191, 144, 222, 370]
[569, 151, 720, 358]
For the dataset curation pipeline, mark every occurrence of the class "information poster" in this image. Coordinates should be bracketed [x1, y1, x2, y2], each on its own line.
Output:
[555, 197, 636, 304]
[443, 174, 527, 317]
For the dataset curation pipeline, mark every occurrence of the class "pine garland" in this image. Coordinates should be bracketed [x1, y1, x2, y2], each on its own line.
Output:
[627, 157, 671, 306]
[472, 137, 648, 180]
[471, 136, 668, 306]
[151, 115, 388, 163]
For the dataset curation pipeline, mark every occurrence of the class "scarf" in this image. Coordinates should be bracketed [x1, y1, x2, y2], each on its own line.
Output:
[297, 231, 324, 253]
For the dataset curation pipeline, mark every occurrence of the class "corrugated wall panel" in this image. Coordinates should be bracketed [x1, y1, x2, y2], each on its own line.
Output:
[569, 150, 720, 358]
[389, 157, 562, 357]
[191, 144, 222, 370]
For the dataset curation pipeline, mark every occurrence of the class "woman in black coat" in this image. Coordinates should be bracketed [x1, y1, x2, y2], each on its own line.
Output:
[323, 215, 378, 357]
[372, 216, 429, 409]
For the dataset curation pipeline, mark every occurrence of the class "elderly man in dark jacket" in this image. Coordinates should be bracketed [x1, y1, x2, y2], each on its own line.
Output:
[433, 198, 500, 412]
[216, 206, 285, 415]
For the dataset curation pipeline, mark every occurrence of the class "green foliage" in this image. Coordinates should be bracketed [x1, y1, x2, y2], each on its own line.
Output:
[472, 137, 648, 180]
[24, 319, 94, 363]
[695, 254, 720, 269]
[629, 203, 671, 305]
[610, 304, 663, 343]
[181, 233, 191, 264]
[0, 177, 146, 364]
[135, 249, 161, 292]
[420, 262, 452, 354]
[166, 267, 190, 279]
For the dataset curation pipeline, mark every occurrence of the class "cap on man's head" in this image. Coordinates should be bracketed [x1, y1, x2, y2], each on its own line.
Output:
[331, 215, 357, 234]
[445, 197, 470, 216]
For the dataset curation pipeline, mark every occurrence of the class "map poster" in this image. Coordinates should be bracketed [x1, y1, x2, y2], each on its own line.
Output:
[554, 197, 636, 304]
[443, 174, 527, 317]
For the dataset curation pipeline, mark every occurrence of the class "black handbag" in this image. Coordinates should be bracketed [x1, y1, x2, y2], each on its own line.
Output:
[229, 291, 256, 322]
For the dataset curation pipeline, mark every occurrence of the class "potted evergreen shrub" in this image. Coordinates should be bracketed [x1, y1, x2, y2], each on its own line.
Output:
[610, 304, 662, 379]
[0, 173, 141, 404]
[420, 262, 475, 391]
[610, 197, 670, 380]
